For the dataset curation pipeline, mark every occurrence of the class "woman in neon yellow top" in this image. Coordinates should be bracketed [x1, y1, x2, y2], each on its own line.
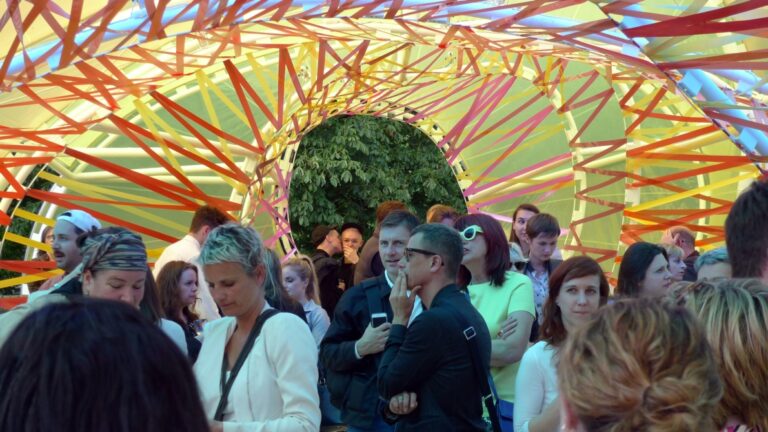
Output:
[455, 214, 535, 403]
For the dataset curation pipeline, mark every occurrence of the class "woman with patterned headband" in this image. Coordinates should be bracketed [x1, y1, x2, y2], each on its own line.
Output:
[0, 227, 187, 355]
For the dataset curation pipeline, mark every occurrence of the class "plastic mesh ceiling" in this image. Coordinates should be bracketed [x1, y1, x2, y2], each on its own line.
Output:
[0, 0, 766, 287]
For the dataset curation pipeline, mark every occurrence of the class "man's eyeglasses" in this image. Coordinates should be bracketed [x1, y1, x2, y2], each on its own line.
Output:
[459, 225, 484, 241]
[405, 247, 439, 262]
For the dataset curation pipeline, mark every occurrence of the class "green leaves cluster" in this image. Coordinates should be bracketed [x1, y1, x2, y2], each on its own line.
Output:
[288, 115, 466, 252]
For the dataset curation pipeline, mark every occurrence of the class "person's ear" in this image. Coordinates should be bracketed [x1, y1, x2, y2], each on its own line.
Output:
[82, 270, 93, 297]
[253, 264, 267, 288]
[430, 255, 442, 272]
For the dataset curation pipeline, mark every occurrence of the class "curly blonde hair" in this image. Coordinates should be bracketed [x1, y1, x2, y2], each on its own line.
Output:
[684, 278, 768, 431]
[558, 299, 722, 432]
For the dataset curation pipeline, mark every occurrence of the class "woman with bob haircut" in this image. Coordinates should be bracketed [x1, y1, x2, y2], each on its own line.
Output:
[514, 256, 609, 432]
[0, 297, 209, 432]
[508, 203, 540, 258]
[616, 242, 672, 298]
[680, 279, 768, 432]
[455, 214, 535, 410]
[194, 223, 320, 432]
[558, 299, 723, 432]
[156, 260, 203, 361]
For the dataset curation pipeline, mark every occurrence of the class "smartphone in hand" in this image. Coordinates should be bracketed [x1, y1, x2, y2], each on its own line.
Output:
[371, 312, 388, 328]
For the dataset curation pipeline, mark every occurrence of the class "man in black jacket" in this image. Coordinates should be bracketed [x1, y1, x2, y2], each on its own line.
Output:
[311, 224, 343, 317]
[378, 223, 491, 431]
[320, 211, 420, 432]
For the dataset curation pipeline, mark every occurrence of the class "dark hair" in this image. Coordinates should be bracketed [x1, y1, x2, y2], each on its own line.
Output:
[426, 204, 460, 224]
[410, 223, 463, 279]
[616, 242, 668, 297]
[455, 214, 511, 287]
[375, 201, 407, 225]
[525, 213, 560, 240]
[509, 203, 540, 243]
[189, 205, 230, 233]
[156, 261, 199, 326]
[726, 179, 768, 278]
[140, 268, 164, 323]
[380, 210, 420, 232]
[0, 298, 209, 432]
[540, 256, 609, 347]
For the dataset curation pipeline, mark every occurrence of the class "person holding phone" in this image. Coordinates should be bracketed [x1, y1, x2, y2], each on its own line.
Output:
[320, 211, 421, 432]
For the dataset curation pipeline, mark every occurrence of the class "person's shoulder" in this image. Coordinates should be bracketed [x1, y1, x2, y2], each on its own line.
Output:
[526, 340, 550, 356]
[347, 276, 385, 297]
[202, 316, 235, 335]
[158, 318, 185, 335]
[266, 310, 307, 330]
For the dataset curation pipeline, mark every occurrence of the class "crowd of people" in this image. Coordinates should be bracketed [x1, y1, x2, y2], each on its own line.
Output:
[0, 178, 766, 432]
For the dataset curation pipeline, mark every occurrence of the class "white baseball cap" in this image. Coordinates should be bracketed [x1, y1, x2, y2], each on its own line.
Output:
[56, 210, 102, 233]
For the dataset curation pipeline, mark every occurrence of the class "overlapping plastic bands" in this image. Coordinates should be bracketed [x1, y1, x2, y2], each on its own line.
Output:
[0, 1, 766, 288]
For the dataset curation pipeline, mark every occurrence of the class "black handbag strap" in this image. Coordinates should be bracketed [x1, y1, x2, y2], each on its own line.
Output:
[215, 308, 280, 421]
[443, 303, 503, 432]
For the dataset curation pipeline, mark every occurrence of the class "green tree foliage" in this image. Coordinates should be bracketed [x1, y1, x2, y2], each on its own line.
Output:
[1, 166, 54, 295]
[288, 115, 466, 252]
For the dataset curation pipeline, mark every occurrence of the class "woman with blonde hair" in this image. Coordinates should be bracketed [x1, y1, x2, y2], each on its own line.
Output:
[660, 243, 687, 282]
[683, 278, 768, 432]
[559, 299, 722, 432]
[194, 224, 319, 432]
[282, 255, 341, 427]
[282, 255, 330, 347]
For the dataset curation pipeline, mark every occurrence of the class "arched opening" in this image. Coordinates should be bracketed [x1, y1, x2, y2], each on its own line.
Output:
[287, 114, 466, 253]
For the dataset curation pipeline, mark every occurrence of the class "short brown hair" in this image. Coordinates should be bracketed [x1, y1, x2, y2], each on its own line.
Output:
[426, 204, 459, 224]
[189, 206, 230, 233]
[375, 201, 407, 225]
[525, 213, 559, 240]
[726, 179, 768, 278]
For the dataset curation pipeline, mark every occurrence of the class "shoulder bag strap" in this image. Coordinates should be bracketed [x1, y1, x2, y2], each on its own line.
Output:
[214, 308, 280, 421]
[442, 303, 503, 432]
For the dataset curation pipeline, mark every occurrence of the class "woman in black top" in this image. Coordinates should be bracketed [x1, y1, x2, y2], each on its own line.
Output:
[156, 260, 202, 361]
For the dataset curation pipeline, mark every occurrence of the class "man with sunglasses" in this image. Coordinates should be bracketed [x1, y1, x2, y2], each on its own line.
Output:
[320, 210, 420, 432]
[378, 223, 491, 431]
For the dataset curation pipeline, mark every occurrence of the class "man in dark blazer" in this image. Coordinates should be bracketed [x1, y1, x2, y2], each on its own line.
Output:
[320, 211, 420, 432]
[378, 223, 491, 431]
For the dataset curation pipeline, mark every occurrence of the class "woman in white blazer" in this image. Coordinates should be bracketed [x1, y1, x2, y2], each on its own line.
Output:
[194, 223, 320, 432]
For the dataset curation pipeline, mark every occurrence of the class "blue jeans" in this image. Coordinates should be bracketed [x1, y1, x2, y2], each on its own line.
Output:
[347, 415, 394, 432]
[319, 384, 342, 425]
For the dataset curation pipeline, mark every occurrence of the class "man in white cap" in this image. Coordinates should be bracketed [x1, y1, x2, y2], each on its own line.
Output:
[31, 209, 101, 300]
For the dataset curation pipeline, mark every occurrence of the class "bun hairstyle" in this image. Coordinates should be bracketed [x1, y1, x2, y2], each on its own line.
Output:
[558, 299, 722, 432]
[684, 278, 768, 431]
[282, 255, 320, 304]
